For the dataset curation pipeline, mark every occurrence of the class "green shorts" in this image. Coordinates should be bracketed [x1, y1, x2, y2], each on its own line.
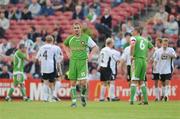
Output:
[69, 59, 88, 80]
[131, 58, 147, 81]
[13, 72, 25, 86]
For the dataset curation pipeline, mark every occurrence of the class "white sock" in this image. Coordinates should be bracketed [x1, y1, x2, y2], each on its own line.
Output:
[100, 85, 106, 100]
[165, 85, 169, 97]
[53, 81, 61, 98]
[43, 84, 49, 101]
[155, 87, 159, 100]
[162, 86, 165, 97]
[109, 83, 115, 99]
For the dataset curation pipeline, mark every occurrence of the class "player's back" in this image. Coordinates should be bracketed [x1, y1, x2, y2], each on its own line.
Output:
[37, 44, 56, 73]
[99, 47, 112, 68]
[133, 36, 153, 59]
[13, 50, 26, 72]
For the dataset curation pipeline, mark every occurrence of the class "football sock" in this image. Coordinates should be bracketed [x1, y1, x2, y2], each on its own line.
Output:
[100, 85, 106, 100]
[53, 81, 61, 98]
[165, 85, 169, 97]
[141, 83, 148, 102]
[162, 86, 165, 97]
[71, 86, 77, 103]
[8, 88, 14, 97]
[155, 87, 159, 100]
[81, 85, 87, 97]
[20, 87, 26, 96]
[43, 84, 49, 101]
[109, 83, 115, 99]
[130, 84, 136, 102]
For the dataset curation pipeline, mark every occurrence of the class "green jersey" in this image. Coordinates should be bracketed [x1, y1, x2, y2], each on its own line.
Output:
[64, 34, 96, 60]
[131, 36, 153, 59]
[13, 50, 27, 72]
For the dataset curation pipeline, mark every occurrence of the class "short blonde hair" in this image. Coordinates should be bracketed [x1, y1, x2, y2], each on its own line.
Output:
[106, 38, 113, 46]
[45, 35, 54, 43]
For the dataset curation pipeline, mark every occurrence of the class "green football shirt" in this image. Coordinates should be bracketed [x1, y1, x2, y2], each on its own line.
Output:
[131, 36, 153, 59]
[13, 50, 26, 72]
[64, 34, 96, 60]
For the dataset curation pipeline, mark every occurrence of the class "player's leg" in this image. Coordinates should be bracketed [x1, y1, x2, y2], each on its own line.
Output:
[99, 66, 112, 101]
[160, 75, 166, 101]
[5, 75, 18, 101]
[127, 65, 131, 87]
[130, 59, 141, 104]
[108, 75, 119, 101]
[53, 79, 61, 101]
[153, 74, 160, 101]
[69, 59, 78, 107]
[42, 80, 49, 101]
[77, 60, 88, 107]
[139, 60, 148, 104]
[164, 74, 171, 101]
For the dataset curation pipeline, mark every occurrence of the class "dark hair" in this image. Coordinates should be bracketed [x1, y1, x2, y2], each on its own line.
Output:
[19, 44, 26, 49]
[124, 32, 132, 37]
[134, 27, 142, 34]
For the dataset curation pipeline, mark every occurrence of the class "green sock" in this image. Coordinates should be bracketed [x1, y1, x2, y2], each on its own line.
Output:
[141, 85, 148, 102]
[8, 88, 14, 97]
[20, 87, 26, 97]
[71, 87, 77, 103]
[130, 84, 136, 102]
[81, 85, 87, 96]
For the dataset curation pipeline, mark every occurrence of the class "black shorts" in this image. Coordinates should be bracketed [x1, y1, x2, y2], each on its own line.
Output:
[152, 73, 160, 80]
[42, 72, 56, 83]
[100, 67, 112, 81]
[127, 65, 131, 81]
[160, 73, 172, 81]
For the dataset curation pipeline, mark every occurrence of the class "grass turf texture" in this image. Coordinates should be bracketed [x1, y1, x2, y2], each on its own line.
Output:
[0, 101, 180, 119]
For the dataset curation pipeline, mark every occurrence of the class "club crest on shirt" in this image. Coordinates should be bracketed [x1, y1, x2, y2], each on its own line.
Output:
[81, 41, 85, 45]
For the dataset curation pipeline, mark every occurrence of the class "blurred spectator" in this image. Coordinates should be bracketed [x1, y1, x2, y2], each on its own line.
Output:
[40, 0, 55, 16]
[174, 47, 180, 69]
[95, 8, 112, 38]
[153, 19, 165, 33]
[142, 30, 153, 42]
[122, 32, 132, 49]
[177, 35, 180, 48]
[86, 8, 97, 23]
[40, 27, 48, 42]
[72, 5, 84, 20]
[27, 26, 40, 42]
[82, 1, 89, 17]
[32, 36, 44, 52]
[28, 0, 41, 18]
[121, 23, 127, 35]
[10, 0, 19, 4]
[52, 24, 63, 44]
[63, 0, 76, 12]
[112, 0, 123, 7]
[125, 19, 134, 33]
[100, 8, 112, 29]
[0, 12, 10, 38]
[169, 7, 177, 17]
[20, 35, 34, 53]
[51, 0, 64, 11]
[6, 7, 22, 20]
[90, 0, 101, 16]
[0, 65, 12, 79]
[165, 15, 179, 35]
[154, 5, 168, 23]
[0, 38, 11, 54]
[82, 22, 93, 37]
[5, 41, 16, 56]
[112, 32, 122, 50]
[25, 52, 41, 78]
[177, 1, 180, 14]
[22, 6, 32, 20]
[164, 0, 175, 14]
[0, 0, 10, 5]
[88, 68, 100, 80]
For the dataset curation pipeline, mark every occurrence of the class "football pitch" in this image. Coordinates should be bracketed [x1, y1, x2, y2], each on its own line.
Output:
[0, 101, 180, 119]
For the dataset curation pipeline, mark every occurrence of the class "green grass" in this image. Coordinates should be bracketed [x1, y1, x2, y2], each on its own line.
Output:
[0, 101, 180, 119]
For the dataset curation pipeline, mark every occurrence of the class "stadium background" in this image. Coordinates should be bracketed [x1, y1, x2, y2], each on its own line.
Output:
[0, 0, 179, 100]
